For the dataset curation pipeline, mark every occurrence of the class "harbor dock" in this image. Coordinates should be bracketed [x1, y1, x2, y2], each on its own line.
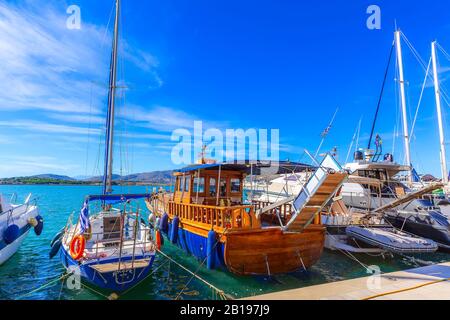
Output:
[244, 262, 450, 300]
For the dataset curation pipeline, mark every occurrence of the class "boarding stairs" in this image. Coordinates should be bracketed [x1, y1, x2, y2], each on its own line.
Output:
[284, 154, 347, 232]
[374, 183, 445, 213]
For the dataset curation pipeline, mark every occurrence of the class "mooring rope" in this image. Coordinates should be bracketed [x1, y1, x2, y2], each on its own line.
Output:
[15, 271, 74, 300]
[156, 249, 231, 300]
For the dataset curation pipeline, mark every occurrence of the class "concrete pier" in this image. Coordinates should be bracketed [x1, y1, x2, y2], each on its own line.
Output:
[244, 262, 450, 300]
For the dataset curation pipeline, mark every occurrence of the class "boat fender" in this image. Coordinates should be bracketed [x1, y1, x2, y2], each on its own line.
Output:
[155, 230, 162, 250]
[28, 217, 38, 227]
[155, 217, 161, 230]
[4, 225, 20, 245]
[206, 230, 216, 270]
[149, 213, 156, 228]
[160, 213, 169, 234]
[170, 216, 179, 244]
[50, 229, 65, 247]
[34, 215, 44, 236]
[70, 235, 86, 260]
[49, 238, 62, 259]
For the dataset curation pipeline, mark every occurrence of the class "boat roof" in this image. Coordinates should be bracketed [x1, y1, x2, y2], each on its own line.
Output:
[174, 161, 315, 175]
[345, 161, 410, 176]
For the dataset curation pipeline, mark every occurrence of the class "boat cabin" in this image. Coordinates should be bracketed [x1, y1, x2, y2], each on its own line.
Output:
[173, 163, 247, 206]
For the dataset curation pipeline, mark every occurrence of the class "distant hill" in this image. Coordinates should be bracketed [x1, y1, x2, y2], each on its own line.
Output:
[0, 170, 174, 185]
[32, 174, 76, 181]
[82, 171, 173, 184]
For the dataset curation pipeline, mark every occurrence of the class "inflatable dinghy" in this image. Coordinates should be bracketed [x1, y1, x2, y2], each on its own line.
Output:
[346, 226, 438, 254]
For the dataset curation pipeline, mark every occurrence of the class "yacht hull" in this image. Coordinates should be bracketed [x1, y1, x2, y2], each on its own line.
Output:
[60, 246, 155, 292]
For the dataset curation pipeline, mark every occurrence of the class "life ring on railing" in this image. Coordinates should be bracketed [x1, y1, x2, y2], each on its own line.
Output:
[70, 235, 86, 260]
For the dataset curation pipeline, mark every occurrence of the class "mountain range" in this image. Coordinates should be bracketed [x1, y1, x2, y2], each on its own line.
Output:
[0, 171, 174, 185]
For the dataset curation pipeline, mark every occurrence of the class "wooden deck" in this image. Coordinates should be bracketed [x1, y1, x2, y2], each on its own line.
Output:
[243, 262, 450, 300]
[90, 259, 151, 273]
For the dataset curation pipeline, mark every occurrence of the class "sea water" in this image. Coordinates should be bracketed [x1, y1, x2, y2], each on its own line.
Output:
[0, 185, 448, 300]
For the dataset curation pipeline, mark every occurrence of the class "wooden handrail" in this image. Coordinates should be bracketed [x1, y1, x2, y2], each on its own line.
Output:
[167, 201, 259, 229]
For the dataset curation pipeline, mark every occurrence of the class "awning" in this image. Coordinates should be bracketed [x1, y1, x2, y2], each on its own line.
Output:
[86, 193, 152, 204]
[174, 161, 315, 175]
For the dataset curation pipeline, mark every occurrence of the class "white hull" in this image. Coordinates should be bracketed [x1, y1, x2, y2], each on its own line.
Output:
[0, 194, 40, 266]
[325, 233, 385, 254]
[0, 229, 30, 265]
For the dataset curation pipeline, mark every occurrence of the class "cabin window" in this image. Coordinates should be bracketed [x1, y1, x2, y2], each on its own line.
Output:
[209, 178, 217, 196]
[230, 178, 241, 193]
[179, 176, 185, 192]
[193, 177, 205, 193]
[220, 178, 227, 197]
[185, 175, 191, 192]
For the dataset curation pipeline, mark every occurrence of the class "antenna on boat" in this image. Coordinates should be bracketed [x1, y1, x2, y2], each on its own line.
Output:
[314, 107, 339, 158]
[102, 0, 121, 195]
[394, 28, 413, 186]
[431, 41, 449, 184]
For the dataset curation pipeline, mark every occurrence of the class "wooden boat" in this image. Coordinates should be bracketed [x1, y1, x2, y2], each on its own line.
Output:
[146, 155, 347, 276]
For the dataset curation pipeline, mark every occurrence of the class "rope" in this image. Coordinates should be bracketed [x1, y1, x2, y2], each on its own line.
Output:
[361, 277, 450, 300]
[15, 272, 74, 300]
[156, 247, 231, 300]
[410, 57, 432, 139]
[368, 41, 395, 150]
[119, 257, 170, 297]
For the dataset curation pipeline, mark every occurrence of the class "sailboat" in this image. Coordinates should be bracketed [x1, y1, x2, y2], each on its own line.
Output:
[0, 193, 43, 265]
[51, 0, 157, 292]
[342, 30, 450, 251]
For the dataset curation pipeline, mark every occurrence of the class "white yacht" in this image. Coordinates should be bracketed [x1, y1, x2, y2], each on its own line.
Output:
[0, 193, 43, 265]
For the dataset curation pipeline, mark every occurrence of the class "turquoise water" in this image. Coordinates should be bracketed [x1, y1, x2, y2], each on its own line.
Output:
[0, 185, 449, 300]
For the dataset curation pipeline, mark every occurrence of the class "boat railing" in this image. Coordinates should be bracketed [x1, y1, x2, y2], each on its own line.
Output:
[86, 227, 153, 261]
[168, 201, 259, 230]
[0, 197, 38, 216]
[251, 199, 293, 222]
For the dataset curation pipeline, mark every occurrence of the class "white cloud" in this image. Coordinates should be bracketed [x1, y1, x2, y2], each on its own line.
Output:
[0, 120, 102, 135]
[0, 1, 163, 115]
[48, 113, 106, 125]
[0, 155, 79, 178]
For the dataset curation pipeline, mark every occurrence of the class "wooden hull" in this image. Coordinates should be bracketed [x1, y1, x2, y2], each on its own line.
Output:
[146, 198, 325, 276]
[224, 226, 325, 275]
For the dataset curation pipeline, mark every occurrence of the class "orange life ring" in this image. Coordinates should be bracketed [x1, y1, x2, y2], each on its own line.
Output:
[70, 235, 86, 260]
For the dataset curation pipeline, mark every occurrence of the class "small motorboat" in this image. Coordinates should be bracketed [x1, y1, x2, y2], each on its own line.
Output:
[346, 225, 438, 254]
[0, 193, 43, 265]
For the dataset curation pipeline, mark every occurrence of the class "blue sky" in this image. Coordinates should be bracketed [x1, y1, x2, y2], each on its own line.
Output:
[1, 0, 450, 178]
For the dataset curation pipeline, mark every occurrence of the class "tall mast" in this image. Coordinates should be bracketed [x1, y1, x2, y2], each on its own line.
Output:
[103, 0, 120, 195]
[395, 29, 413, 186]
[431, 41, 449, 184]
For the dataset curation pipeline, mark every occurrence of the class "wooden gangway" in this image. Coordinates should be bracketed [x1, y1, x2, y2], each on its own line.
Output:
[285, 154, 347, 232]
[374, 183, 445, 213]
